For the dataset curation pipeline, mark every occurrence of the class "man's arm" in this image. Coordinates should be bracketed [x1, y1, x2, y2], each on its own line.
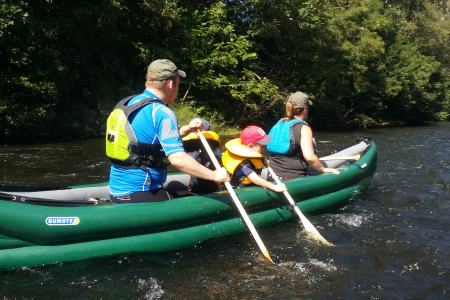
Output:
[168, 151, 230, 182]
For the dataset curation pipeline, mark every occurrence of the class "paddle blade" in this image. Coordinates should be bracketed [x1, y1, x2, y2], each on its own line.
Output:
[354, 154, 361, 161]
[295, 206, 335, 247]
[263, 250, 274, 264]
[267, 167, 335, 247]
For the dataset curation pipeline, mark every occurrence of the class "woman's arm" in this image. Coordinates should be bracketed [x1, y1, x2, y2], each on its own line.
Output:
[300, 126, 340, 175]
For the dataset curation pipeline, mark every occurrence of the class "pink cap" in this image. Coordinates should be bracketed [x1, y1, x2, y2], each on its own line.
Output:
[240, 126, 273, 145]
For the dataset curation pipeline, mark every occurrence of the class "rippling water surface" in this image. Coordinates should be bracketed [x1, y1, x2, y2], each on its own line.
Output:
[1, 123, 450, 299]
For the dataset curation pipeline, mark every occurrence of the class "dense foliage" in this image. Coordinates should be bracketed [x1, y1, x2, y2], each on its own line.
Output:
[1, 0, 449, 140]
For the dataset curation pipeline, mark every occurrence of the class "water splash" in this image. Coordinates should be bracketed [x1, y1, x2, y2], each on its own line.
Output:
[332, 213, 369, 227]
[138, 278, 165, 300]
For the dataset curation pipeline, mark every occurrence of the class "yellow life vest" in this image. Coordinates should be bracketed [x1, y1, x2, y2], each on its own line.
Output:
[182, 131, 221, 152]
[222, 138, 263, 185]
[106, 95, 170, 170]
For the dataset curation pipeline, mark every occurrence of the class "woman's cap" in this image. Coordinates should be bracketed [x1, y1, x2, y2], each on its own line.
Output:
[289, 92, 313, 108]
[240, 125, 273, 145]
[147, 59, 186, 81]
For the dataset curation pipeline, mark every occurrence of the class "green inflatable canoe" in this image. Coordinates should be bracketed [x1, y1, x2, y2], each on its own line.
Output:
[0, 137, 377, 270]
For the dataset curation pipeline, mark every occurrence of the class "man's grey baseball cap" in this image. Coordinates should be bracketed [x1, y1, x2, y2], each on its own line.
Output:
[146, 59, 186, 81]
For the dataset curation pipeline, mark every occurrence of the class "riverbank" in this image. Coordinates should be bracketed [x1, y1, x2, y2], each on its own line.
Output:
[2, 101, 448, 143]
[171, 104, 242, 135]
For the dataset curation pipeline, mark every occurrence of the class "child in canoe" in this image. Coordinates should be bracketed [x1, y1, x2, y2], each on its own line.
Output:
[222, 125, 287, 192]
[182, 118, 222, 194]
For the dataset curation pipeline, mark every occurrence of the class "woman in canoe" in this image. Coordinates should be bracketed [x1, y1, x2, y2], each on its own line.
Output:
[267, 91, 340, 180]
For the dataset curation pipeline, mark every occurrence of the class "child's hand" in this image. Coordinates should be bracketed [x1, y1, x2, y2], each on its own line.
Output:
[273, 183, 287, 193]
[189, 118, 205, 132]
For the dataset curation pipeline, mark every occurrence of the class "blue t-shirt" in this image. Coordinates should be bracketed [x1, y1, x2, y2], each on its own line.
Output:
[109, 89, 185, 196]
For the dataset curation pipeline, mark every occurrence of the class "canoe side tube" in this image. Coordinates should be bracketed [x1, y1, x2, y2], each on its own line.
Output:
[0, 138, 377, 270]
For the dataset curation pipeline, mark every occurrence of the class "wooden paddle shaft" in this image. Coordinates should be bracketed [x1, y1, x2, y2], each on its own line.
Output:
[267, 167, 334, 246]
[197, 131, 273, 262]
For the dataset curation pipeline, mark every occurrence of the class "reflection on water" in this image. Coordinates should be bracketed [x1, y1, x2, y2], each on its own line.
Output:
[1, 123, 450, 299]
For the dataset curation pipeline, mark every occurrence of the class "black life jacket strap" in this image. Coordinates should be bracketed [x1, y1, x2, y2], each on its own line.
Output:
[286, 122, 305, 158]
[110, 155, 169, 170]
[128, 143, 164, 155]
[116, 96, 164, 117]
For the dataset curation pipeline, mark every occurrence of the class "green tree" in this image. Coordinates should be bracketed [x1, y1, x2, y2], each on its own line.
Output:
[1, 0, 449, 141]
[0, 0, 137, 140]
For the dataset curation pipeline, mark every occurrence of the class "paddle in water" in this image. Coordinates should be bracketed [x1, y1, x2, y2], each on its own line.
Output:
[197, 130, 274, 263]
[267, 167, 334, 247]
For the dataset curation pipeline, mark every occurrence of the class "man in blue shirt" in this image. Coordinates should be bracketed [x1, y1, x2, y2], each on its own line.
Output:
[108, 59, 230, 203]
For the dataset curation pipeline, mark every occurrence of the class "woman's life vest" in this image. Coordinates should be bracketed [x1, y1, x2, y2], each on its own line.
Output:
[182, 131, 222, 193]
[267, 119, 309, 156]
[222, 138, 263, 186]
[267, 118, 318, 178]
[106, 95, 170, 170]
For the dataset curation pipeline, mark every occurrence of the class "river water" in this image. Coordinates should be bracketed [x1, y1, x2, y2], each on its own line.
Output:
[1, 122, 449, 299]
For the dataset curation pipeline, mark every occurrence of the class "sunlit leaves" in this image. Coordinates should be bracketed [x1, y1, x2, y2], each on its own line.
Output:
[318, 0, 449, 125]
[1, 0, 450, 140]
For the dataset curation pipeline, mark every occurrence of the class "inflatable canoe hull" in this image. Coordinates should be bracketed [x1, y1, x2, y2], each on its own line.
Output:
[0, 138, 377, 270]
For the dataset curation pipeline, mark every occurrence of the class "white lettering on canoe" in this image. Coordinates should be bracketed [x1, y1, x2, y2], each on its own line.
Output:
[45, 217, 80, 226]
